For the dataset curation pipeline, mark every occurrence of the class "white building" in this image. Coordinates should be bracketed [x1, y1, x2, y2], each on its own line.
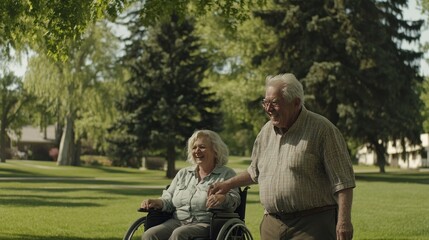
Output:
[357, 133, 429, 169]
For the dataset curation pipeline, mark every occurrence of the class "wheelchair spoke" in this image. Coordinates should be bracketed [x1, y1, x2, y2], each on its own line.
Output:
[123, 216, 146, 240]
[216, 218, 254, 240]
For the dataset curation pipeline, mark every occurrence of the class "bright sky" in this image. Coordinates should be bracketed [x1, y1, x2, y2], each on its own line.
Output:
[7, 0, 429, 77]
[402, 0, 429, 76]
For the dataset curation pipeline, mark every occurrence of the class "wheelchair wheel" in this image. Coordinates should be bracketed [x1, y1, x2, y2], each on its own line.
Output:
[216, 218, 253, 240]
[123, 216, 146, 240]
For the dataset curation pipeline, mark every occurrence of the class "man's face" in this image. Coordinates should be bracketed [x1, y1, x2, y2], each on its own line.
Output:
[263, 85, 301, 129]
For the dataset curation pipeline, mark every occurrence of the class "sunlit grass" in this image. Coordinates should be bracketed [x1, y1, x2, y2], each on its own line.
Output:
[1, 160, 428, 239]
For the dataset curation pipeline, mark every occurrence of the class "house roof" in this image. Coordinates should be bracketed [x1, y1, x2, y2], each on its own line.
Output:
[8, 125, 56, 143]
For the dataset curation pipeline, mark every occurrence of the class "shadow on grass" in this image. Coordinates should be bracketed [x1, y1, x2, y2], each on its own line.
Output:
[0, 167, 43, 177]
[355, 171, 429, 185]
[0, 197, 102, 207]
[1, 194, 114, 200]
[0, 234, 118, 240]
[240, 159, 252, 165]
[0, 178, 149, 186]
[0, 188, 164, 207]
[244, 199, 262, 205]
[3, 186, 164, 194]
[80, 165, 159, 175]
[243, 189, 261, 205]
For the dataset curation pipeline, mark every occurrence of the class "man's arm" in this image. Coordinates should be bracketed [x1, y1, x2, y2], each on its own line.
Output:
[209, 171, 255, 195]
[336, 188, 354, 240]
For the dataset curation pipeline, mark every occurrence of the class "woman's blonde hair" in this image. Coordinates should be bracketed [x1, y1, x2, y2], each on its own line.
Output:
[186, 130, 229, 166]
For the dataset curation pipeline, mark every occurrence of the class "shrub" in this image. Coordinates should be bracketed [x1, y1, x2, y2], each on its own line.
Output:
[80, 155, 112, 166]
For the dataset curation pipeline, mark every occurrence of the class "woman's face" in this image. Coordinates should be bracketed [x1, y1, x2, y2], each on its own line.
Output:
[192, 136, 216, 167]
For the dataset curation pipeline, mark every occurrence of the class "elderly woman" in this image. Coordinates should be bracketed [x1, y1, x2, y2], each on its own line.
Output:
[140, 130, 241, 240]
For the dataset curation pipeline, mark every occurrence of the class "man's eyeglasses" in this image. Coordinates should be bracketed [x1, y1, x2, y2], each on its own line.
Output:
[261, 99, 280, 109]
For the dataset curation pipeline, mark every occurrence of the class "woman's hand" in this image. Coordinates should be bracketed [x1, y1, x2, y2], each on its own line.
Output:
[140, 199, 163, 210]
[206, 194, 226, 208]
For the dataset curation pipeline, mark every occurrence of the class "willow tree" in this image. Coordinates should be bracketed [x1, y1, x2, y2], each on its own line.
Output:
[24, 22, 122, 166]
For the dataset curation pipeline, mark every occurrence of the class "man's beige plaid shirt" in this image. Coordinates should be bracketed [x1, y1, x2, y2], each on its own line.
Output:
[247, 106, 356, 214]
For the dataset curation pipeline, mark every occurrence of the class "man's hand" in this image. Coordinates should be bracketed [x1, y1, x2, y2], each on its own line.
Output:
[140, 199, 163, 210]
[336, 219, 353, 240]
[208, 182, 230, 196]
[206, 194, 226, 208]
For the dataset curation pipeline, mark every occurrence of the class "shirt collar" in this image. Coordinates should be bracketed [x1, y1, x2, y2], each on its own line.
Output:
[188, 165, 223, 175]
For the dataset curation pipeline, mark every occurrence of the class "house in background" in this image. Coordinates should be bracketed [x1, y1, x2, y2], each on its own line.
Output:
[357, 133, 429, 169]
[7, 125, 57, 160]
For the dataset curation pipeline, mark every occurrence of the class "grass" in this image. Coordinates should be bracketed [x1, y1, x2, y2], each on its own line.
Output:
[1, 159, 429, 240]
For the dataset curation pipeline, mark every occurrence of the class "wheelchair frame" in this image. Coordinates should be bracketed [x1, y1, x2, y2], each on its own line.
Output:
[123, 186, 253, 240]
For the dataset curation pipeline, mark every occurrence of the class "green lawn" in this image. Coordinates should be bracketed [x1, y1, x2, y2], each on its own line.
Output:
[1, 159, 428, 240]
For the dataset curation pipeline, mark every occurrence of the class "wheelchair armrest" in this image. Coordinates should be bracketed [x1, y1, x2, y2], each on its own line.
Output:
[137, 208, 173, 231]
[138, 208, 165, 212]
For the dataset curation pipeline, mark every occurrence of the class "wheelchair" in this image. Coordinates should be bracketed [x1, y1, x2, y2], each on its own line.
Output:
[123, 186, 253, 240]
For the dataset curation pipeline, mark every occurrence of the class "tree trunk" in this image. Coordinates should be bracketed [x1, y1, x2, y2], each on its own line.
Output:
[55, 122, 63, 146]
[0, 125, 6, 163]
[57, 116, 77, 166]
[166, 143, 176, 179]
[0, 110, 8, 163]
[374, 141, 386, 173]
[72, 139, 81, 166]
[400, 138, 409, 169]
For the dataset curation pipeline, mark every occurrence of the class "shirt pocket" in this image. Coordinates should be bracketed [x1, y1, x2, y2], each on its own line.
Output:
[173, 179, 192, 207]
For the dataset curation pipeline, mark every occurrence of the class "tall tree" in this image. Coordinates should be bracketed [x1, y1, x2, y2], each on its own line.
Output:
[113, 12, 222, 178]
[24, 22, 122, 166]
[346, 0, 424, 172]
[0, 71, 30, 162]
[252, 0, 424, 172]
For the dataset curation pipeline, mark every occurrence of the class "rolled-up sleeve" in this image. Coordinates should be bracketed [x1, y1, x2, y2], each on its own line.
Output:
[161, 170, 182, 212]
[247, 133, 262, 183]
[322, 125, 356, 193]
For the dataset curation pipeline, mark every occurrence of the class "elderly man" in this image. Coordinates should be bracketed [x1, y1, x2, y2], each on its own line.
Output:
[209, 73, 355, 240]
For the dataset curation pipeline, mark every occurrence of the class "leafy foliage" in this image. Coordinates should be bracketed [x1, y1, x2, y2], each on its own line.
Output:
[0, 71, 30, 162]
[194, 6, 278, 154]
[0, 0, 125, 59]
[0, 0, 266, 60]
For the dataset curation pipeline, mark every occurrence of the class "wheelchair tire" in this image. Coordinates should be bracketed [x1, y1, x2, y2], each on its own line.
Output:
[123, 216, 146, 240]
[216, 218, 253, 240]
